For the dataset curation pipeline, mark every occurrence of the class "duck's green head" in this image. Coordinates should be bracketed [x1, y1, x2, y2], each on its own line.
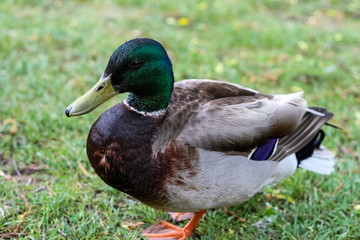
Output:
[65, 38, 174, 117]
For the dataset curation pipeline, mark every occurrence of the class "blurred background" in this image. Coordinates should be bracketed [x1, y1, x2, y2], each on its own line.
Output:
[1, 0, 359, 239]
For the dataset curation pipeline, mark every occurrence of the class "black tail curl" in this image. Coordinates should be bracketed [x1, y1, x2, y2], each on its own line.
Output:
[296, 129, 325, 163]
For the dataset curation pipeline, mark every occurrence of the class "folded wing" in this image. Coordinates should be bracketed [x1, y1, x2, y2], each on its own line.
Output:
[154, 79, 326, 159]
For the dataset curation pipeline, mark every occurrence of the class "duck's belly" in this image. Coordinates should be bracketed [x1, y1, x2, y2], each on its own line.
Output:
[162, 149, 297, 212]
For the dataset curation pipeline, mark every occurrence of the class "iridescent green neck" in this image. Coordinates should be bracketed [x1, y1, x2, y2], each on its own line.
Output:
[126, 90, 172, 112]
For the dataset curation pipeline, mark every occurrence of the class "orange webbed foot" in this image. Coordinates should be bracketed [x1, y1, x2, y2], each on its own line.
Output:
[142, 210, 206, 240]
[167, 212, 197, 222]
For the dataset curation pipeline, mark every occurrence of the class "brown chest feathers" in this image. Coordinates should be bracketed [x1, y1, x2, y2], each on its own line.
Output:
[86, 102, 199, 210]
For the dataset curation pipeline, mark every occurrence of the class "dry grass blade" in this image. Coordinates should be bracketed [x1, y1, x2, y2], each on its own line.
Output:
[57, 229, 68, 239]
[12, 159, 23, 182]
[330, 182, 344, 198]
[12, 192, 34, 233]
[222, 207, 247, 223]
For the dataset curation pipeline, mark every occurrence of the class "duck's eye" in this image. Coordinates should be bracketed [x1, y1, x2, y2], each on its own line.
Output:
[96, 85, 104, 91]
[128, 60, 142, 69]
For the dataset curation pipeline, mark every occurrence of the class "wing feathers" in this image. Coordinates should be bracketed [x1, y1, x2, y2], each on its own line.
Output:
[269, 107, 333, 161]
[154, 80, 333, 164]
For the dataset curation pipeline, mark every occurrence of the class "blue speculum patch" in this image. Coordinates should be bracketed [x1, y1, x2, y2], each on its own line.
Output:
[250, 138, 278, 161]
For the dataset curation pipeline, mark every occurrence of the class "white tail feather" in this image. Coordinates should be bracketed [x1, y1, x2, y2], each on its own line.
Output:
[298, 146, 335, 175]
[306, 108, 325, 116]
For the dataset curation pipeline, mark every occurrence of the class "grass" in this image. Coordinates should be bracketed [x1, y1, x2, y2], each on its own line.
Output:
[1, 0, 359, 239]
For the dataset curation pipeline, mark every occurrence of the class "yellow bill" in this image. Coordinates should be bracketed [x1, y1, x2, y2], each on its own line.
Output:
[65, 75, 117, 117]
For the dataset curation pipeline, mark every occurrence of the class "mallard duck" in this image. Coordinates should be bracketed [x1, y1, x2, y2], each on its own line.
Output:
[65, 38, 335, 239]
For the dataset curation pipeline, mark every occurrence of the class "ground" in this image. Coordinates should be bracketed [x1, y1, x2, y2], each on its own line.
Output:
[0, 0, 360, 239]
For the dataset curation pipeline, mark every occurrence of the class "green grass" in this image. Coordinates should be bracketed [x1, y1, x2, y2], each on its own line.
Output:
[1, 0, 359, 239]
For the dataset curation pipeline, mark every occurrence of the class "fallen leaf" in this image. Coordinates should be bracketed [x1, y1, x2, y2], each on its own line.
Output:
[3, 119, 18, 134]
[121, 221, 144, 229]
[266, 193, 295, 204]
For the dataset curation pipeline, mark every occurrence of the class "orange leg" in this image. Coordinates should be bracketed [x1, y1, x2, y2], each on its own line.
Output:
[142, 210, 206, 240]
